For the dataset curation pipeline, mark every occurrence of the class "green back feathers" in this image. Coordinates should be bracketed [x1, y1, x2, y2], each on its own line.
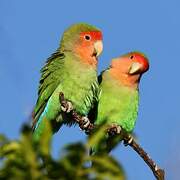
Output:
[33, 52, 65, 126]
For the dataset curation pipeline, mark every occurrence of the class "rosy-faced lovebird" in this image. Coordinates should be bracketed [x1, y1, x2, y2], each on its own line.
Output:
[90, 52, 149, 154]
[32, 23, 103, 141]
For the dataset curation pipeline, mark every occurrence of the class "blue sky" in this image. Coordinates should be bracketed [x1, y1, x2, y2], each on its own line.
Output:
[0, 0, 180, 179]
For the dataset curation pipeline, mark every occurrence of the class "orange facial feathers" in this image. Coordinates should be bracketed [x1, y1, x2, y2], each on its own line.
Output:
[110, 52, 149, 88]
[74, 31, 103, 67]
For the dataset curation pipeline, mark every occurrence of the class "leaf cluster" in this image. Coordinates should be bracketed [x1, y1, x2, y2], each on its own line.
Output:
[0, 123, 125, 180]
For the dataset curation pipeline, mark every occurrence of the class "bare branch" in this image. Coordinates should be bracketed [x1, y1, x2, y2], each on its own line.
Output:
[122, 133, 164, 180]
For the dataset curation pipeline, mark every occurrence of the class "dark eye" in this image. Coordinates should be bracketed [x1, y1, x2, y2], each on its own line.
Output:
[84, 35, 91, 41]
[130, 55, 134, 59]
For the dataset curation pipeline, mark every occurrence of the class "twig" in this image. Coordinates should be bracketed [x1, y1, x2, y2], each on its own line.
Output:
[59, 92, 165, 180]
[122, 133, 164, 180]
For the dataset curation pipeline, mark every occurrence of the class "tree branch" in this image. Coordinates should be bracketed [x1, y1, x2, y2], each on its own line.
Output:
[59, 92, 165, 180]
[122, 133, 164, 180]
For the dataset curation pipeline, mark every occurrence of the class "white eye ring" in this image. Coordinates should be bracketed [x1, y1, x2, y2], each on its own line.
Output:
[84, 35, 91, 41]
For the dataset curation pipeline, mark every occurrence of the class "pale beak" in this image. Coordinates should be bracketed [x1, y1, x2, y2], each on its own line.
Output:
[129, 62, 142, 74]
[93, 40, 103, 57]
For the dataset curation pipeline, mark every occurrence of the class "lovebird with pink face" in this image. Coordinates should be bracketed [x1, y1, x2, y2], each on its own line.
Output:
[91, 52, 149, 154]
[32, 23, 103, 141]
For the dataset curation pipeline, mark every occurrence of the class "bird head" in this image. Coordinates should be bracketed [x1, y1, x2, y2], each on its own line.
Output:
[110, 52, 149, 88]
[60, 23, 103, 67]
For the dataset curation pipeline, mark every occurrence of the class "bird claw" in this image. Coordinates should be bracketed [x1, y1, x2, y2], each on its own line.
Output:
[124, 135, 133, 146]
[61, 101, 73, 113]
[108, 124, 122, 136]
[79, 116, 90, 130]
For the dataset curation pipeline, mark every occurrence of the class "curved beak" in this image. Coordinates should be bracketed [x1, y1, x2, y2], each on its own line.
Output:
[129, 62, 142, 74]
[93, 40, 103, 57]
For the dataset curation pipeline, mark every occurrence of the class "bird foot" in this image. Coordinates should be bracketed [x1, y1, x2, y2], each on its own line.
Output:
[61, 101, 73, 113]
[108, 124, 122, 136]
[124, 135, 133, 146]
[79, 116, 90, 130]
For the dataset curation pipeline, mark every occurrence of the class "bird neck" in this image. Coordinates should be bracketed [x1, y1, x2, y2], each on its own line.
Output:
[63, 52, 97, 76]
[73, 48, 97, 68]
[60, 46, 98, 69]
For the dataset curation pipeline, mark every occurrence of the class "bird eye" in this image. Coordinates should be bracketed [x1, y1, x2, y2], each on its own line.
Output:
[130, 55, 134, 59]
[84, 35, 91, 41]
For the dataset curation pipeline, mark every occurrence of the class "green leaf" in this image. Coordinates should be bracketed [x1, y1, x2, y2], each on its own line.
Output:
[87, 124, 108, 149]
[0, 123, 126, 180]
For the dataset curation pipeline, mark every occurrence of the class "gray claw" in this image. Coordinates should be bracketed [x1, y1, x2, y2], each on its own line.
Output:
[109, 124, 122, 135]
[127, 136, 133, 144]
[61, 106, 66, 112]
[81, 117, 90, 129]
[61, 101, 73, 113]
[66, 102, 73, 113]
[115, 125, 121, 134]
[124, 135, 133, 146]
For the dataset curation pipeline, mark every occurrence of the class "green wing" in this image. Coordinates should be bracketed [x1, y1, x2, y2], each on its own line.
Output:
[32, 51, 65, 128]
[88, 71, 104, 123]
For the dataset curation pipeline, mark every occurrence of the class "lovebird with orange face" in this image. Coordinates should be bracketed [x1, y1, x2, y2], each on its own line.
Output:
[32, 23, 103, 141]
[91, 52, 149, 154]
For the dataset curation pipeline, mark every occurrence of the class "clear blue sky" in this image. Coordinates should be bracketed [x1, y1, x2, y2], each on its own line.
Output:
[0, 0, 179, 179]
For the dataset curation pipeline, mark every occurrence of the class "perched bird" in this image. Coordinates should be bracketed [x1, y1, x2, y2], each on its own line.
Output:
[90, 52, 149, 154]
[32, 23, 103, 141]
